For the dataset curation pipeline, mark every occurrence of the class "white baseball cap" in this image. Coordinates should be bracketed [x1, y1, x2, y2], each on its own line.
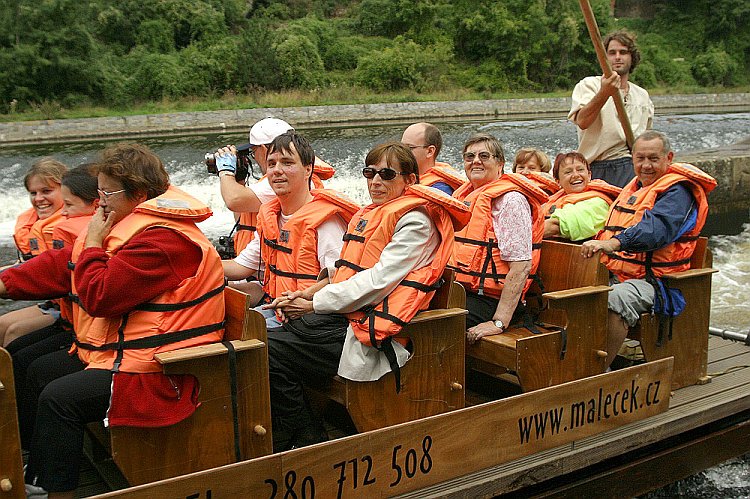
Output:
[248, 118, 294, 145]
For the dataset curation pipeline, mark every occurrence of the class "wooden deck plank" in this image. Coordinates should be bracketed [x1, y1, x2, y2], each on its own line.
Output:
[396, 366, 750, 498]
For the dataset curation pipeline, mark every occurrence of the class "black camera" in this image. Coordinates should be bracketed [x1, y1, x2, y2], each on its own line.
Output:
[205, 143, 253, 183]
[215, 235, 236, 260]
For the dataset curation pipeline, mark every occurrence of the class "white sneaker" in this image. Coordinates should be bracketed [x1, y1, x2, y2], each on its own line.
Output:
[25, 483, 48, 499]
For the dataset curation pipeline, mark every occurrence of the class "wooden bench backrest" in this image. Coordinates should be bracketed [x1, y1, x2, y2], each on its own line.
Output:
[690, 236, 711, 269]
[225, 286, 267, 343]
[0, 349, 24, 495]
[429, 269, 465, 309]
[536, 240, 608, 293]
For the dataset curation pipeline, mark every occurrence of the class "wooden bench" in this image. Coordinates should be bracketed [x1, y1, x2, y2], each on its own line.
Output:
[106, 287, 273, 485]
[0, 348, 24, 498]
[467, 240, 611, 392]
[628, 237, 717, 389]
[307, 270, 467, 433]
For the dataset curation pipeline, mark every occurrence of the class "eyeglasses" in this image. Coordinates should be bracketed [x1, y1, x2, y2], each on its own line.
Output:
[463, 151, 495, 162]
[406, 144, 429, 151]
[97, 188, 126, 199]
[362, 167, 410, 180]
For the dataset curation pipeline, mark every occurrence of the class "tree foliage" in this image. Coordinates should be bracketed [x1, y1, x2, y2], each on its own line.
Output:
[0, 0, 747, 113]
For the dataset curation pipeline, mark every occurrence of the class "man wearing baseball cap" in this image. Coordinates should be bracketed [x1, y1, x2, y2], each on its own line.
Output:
[215, 117, 294, 216]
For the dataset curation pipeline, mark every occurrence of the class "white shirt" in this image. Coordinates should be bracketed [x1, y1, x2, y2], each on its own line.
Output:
[233, 212, 348, 289]
[247, 177, 276, 204]
[312, 208, 440, 382]
[569, 76, 654, 162]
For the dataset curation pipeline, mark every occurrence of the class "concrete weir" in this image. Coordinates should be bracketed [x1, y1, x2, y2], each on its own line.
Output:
[1, 93, 749, 230]
[679, 137, 750, 234]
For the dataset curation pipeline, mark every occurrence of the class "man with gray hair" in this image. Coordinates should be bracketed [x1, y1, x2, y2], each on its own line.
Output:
[581, 130, 716, 367]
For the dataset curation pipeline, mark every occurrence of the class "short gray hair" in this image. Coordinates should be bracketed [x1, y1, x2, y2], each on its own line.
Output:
[634, 130, 671, 155]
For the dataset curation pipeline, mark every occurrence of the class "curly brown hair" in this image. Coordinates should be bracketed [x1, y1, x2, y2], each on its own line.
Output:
[93, 143, 169, 200]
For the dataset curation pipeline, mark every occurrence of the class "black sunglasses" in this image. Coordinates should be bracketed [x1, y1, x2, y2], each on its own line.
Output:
[362, 166, 410, 181]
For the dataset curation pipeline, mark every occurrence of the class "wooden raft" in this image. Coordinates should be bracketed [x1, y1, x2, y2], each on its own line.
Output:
[108, 287, 272, 485]
[467, 240, 611, 391]
[398, 336, 750, 498]
[307, 269, 467, 432]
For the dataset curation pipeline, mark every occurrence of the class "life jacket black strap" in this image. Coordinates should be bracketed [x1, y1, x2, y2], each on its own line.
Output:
[343, 233, 365, 243]
[237, 224, 255, 232]
[400, 278, 443, 293]
[268, 264, 318, 281]
[222, 340, 243, 462]
[363, 301, 402, 393]
[263, 237, 292, 254]
[455, 236, 495, 248]
[614, 206, 636, 214]
[335, 259, 366, 272]
[604, 225, 627, 232]
[75, 321, 225, 352]
[609, 253, 692, 268]
[135, 283, 225, 312]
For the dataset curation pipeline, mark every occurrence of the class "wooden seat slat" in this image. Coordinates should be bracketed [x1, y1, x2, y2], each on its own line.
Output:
[155, 339, 264, 364]
[467, 240, 610, 392]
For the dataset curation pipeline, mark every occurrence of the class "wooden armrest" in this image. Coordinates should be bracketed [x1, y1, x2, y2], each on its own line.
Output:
[155, 339, 265, 365]
[661, 268, 717, 281]
[543, 285, 611, 301]
[405, 308, 467, 324]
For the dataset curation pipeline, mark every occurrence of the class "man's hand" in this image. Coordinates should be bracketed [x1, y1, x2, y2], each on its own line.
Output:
[216, 145, 238, 175]
[599, 72, 621, 98]
[581, 238, 621, 258]
[85, 206, 115, 248]
[263, 290, 314, 321]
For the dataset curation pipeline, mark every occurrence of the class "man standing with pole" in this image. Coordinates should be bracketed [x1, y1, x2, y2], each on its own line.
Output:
[569, 27, 654, 188]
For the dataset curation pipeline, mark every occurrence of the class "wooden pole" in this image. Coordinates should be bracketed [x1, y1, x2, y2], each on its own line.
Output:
[578, 0, 635, 149]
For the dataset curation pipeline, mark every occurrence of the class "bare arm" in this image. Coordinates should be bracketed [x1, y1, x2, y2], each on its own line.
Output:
[467, 259, 531, 344]
[222, 259, 257, 281]
[574, 73, 620, 130]
[220, 175, 262, 213]
[544, 218, 561, 238]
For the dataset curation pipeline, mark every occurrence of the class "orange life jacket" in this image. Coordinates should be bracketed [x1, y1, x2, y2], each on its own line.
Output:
[27, 208, 64, 256]
[599, 163, 716, 281]
[233, 164, 334, 255]
[13, 207, 38, 261]
[451, 173, 547, 299]
[334, 184, 470, 347]
[542, 179, 622, 218]
[70, 186, 225, 373]
[420, 162, 465, 191]
[525, 172, 559, 196]
[259, 189, 359, 299]
[49, 215, 93, 328]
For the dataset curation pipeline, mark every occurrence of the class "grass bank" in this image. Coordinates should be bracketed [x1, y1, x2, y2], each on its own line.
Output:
[3, 84, 749, 123]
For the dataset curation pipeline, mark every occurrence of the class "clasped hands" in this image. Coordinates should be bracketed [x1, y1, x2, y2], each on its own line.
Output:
[263, 289, 314, 322]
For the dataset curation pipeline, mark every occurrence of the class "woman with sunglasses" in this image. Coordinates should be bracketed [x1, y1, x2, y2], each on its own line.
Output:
[451, 133, 548, 345]
[543, 152, 622, 242]
[265, 142, 469, 448]
[0, 143, 225, 499]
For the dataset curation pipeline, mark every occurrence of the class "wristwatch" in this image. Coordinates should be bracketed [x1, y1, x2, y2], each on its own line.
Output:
[493, 319, 505, 332]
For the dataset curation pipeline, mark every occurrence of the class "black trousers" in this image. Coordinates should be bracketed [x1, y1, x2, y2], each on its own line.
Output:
[22, 349, 112, 493]
[267, 327, 345, 434]
[465, 292, 500, 329]
[8, 323, 74, 449]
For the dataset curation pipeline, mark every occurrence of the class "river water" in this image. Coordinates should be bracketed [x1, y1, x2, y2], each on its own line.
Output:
[0, 112, 748, 495]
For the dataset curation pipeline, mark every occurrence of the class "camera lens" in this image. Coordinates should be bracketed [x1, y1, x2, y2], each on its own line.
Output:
[205, 153, 217, 174]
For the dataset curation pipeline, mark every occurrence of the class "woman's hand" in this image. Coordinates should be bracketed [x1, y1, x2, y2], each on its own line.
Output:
[466, 321, 504, 345]
[263, 290, 314, 321]
[85, 206, 116, 248]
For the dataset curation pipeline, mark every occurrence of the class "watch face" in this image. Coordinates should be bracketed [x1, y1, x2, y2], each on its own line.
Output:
[493, 320, 504, 330]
